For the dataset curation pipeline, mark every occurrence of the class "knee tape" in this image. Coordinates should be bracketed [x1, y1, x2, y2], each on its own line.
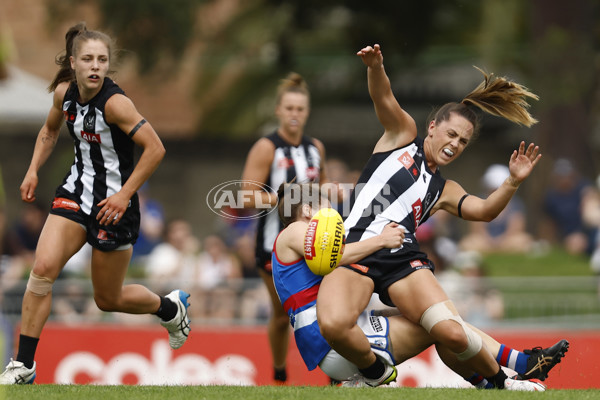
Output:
[26, 272, 54, 296]
[456, 326, 483, 361]
[420, 301, 482, 361]
[420, 301, 461, 333]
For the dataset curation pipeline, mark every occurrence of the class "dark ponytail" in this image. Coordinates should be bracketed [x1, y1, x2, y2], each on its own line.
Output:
[48, 22, 86, 92]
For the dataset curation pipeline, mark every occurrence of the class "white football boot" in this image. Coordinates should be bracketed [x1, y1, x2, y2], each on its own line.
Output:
[504, 377, 546, 391]
[0, 359, 36, 385]
[160, 289, 191, 349]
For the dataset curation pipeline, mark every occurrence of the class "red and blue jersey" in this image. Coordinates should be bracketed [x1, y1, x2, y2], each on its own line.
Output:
[271, 237, 331, 371]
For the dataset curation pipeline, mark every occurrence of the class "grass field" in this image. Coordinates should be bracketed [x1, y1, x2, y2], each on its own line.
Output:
[2, 385, 600, 400]
[483, 247, 592, 277]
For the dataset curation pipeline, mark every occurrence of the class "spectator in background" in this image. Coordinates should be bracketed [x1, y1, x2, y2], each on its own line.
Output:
[232, 233, 271, 323]
[541, 158, 594, 255]
[583, 174, 600, 274]
[232, 233, 260, 281]
[1, 202, 48, 295]
[2, 202, 47, 268]
[131, 183, 165, 267]
[196, 234, 242, 290]
[459, 164, 534, 254]
[195, 234, 242, 321]
[323, 158, 350, 215]
[438, 251, 505, 328]
[0, 165, 6, 257]
[145, 219, 200, 293]
[415, 211, 459, 274]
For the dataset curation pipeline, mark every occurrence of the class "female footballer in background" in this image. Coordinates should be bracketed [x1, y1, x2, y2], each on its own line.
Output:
[240, 72, 326, 384]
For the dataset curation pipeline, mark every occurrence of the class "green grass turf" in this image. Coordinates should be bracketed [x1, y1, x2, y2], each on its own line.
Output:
[482, 247, 593, 277]
[2, 385, 599, 400]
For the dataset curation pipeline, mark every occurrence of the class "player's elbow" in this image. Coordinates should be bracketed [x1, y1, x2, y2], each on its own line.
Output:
[479, 213, 496, 223]
[469, 207, 500, 222]
[155, 142, 166, 161]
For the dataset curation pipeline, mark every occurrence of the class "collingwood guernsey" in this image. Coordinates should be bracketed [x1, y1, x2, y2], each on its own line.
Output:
[61, 77, 135, 216]
[345, 137, 446, 261]
[255, 131, 321, 269]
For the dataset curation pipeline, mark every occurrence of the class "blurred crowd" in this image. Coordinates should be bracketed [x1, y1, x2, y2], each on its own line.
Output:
[1, 157, 600, 326]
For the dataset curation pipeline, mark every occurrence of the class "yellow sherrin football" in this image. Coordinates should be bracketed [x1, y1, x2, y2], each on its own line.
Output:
[304, 208, 346, 276]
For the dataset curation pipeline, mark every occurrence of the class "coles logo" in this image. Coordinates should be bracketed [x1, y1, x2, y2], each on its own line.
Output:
[54, 340, 256, 385]
[206, 180, 277, 221]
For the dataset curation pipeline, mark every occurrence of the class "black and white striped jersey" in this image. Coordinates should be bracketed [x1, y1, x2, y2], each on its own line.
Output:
[60, 78, 135, 216]
[345, 137, 446, 256]
[256, 131, 321, 256]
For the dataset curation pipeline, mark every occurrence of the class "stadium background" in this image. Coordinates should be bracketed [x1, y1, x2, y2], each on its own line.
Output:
[1, 0, 599, 388]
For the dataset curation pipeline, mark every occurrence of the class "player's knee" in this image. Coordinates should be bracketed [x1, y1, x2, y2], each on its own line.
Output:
[421, 301, 482, 360]
[421, 301, 467, 350]
[273, 312, 290, 330]
[318, 312, 353, 342]
[456, 325, 482, 361]
[94, 293, 118, 312]
[437, 321, 469, 351]
[26, 271, 54, 296]
[318, 321, 336, 343]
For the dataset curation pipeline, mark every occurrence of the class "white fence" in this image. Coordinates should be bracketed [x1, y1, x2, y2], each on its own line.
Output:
[1, 276, 599, 328]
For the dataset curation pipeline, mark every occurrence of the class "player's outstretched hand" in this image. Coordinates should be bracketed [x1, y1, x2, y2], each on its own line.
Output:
[357, 44, 383, 69]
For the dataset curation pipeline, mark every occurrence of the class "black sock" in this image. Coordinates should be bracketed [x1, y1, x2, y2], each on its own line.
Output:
[274, 367, 287, 382]
[154, 296, 177, 321]
[359, 357, 385, 380]
[486, 368, 509, 389]
[16, 334, 39, 369]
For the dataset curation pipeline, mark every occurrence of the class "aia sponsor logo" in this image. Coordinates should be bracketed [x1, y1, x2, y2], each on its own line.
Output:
[410, 260, 424, 268]
[206, 180, 277, 221]
[412, 198, 423, 227]
[81, 131, 101, 144]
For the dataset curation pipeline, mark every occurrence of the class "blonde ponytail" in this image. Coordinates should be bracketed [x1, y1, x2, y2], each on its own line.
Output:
[462, 66, 539, 127]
